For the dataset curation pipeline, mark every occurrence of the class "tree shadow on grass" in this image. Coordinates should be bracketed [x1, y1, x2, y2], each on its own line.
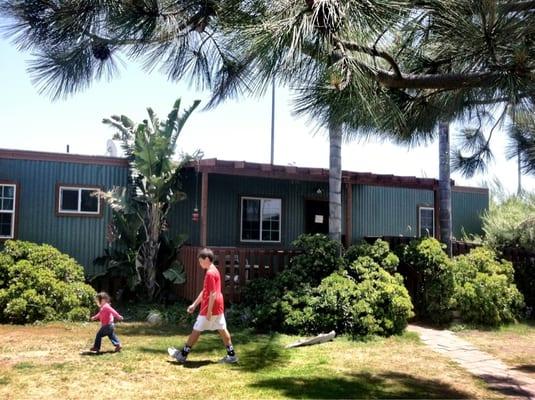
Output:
[249, 371, 478, 399]
[512, 364, 535, 373]
[136, 346, 168, 354]
[480, 373, 534, 398]
[234, 334, 290, 372]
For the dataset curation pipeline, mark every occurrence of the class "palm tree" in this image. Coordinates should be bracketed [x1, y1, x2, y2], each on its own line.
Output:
[506, 110, 535, 194]
[438, 121, 453, 255]
[101, 98, 200, 299]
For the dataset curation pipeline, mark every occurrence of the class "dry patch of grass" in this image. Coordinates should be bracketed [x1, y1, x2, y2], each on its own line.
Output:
[457, 322, 535, 379]
[0, 322, 500, 399]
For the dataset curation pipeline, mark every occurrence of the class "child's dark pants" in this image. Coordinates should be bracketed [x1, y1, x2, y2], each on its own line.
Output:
[93, 324, 120, 350]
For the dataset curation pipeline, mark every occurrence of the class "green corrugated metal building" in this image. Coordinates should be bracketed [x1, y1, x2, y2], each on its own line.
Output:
[168, 159, 488, 249]
[0, 149, 129, 276]
[1, 150, 488, 277]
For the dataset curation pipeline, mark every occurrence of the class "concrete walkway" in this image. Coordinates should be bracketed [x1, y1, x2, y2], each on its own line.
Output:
[408, 325, 535, 399]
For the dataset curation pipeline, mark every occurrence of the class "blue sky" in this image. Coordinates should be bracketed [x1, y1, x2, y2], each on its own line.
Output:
[1, 34, 533, 194]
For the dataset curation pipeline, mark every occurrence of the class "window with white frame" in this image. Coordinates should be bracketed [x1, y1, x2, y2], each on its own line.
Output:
[58, 186, 100, 215]
[0, 184, 16, 239]
[418, 206, 435, 237]
[241, 197, 281, 242]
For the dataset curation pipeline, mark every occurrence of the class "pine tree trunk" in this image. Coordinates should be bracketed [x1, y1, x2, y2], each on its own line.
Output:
[438, 121, 452, 256]
[329, 123, 342, 243]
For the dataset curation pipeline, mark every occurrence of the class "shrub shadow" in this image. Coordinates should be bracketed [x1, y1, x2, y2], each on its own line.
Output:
[249, 371, 478, 399]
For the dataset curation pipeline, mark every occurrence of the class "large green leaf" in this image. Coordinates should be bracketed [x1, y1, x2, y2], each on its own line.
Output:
[162, 261, 186, 285]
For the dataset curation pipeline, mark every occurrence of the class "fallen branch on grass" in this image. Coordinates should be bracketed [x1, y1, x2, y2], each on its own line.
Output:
[285, 330, 336, 348]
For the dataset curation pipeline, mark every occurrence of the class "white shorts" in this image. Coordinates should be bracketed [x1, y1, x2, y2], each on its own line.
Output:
[193, 314, 227, 332]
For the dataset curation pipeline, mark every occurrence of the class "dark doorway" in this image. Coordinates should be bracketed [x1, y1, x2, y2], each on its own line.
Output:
[305, 200, 329, 234]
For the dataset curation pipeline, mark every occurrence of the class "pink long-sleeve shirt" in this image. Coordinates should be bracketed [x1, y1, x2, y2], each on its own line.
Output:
[92, 303, 123, 325]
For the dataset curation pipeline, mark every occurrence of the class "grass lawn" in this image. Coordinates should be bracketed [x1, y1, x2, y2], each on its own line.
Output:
[457, 322, 535, 380]
[0, 322, 501, 400]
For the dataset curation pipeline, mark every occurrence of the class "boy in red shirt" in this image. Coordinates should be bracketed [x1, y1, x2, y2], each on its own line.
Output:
[168, 248, 237, 363]
[90, 292, 123, 353]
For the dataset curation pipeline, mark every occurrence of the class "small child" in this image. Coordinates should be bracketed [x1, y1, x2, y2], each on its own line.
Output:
[90, 292, 123, 353]
[168, 248, 237, 364]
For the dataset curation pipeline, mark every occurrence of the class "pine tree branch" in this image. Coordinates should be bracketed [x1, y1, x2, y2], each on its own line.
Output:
[500, 1, 535, 13]
[336, 38, 402, 78]
[374, 69, 501, 89]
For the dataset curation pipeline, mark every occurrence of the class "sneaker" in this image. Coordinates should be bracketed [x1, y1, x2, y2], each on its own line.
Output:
[114, 344, 122, 352]
[89, 347, 99, 353]
[168, 347, 187, 363]
[167, 347, 177, 357]
[219, 355, 238, 364]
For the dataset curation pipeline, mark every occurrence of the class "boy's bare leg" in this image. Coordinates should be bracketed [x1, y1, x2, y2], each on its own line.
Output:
[186, 330, 202, 347]
[218, 328, 232, 347]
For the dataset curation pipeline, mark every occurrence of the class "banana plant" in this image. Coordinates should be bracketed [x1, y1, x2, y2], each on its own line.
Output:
[99, 98, 200, 300]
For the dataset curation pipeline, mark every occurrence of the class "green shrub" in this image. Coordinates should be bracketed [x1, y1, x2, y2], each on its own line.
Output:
[452, 247, 525, 325]
[240, 269, 306, 331]
[241, 234, 413, 337]
[290, 234, 343, 285]
[482, 194, 535, 252]
[283, 259, 414, 337]
[401, 238, 454, 323]
[345, 239, 399, 273]
[0, 240, 96, 324]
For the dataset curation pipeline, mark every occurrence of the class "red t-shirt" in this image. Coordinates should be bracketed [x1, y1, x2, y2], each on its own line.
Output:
[199, 266, 224, 316]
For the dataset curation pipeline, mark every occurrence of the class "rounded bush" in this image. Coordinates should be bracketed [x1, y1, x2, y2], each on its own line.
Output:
[283, 259, 414, 337]
[345, 239, 399, 273]
[401, 238, 454, 323]
[240, 270, 305, 331]
[452, 247, 525, 325]
[290, 234, 343, 285]
[0, 240, 96, 323]
[241, 234, 413, 337]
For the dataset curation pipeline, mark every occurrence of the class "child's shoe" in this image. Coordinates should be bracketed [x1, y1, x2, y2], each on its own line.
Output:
[114, 344, 122, 352]
[219, 355, 238, 364]
[168, 347, 187, 363]
[167, 347, 177, 357]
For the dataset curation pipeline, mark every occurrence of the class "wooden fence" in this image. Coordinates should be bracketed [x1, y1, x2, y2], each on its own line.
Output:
[176, 246, 301, 303]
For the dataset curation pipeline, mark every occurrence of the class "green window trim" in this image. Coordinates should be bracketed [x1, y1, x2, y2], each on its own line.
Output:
[418, 206, 435, 238]
[240, 196, 281, 243]
[0, 183, 16, 239]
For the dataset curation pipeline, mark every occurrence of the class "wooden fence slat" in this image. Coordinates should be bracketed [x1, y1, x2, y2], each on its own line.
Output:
[177, 246, 301, 303]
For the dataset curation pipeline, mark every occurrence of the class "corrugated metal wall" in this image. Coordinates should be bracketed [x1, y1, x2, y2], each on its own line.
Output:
[0, 158, 128, 276]
[352, 185, 434, 241]
[452, 190, 488, 239]
[2, 154, 490, 277]
[166, 169, 201, 246]
[173, 173, 331, 247]
[171, 174, 489, 248]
